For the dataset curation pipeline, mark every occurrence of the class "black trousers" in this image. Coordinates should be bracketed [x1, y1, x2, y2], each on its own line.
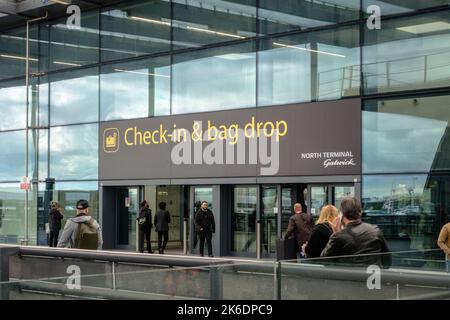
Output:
[49, 230, 60, 247]
[139, 228, 152, 253]
[198, 231, 213, 256]
[158, 231, 169, 252]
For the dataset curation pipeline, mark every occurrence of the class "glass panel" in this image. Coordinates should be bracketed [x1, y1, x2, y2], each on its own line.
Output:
[173, 0, 256, 49]
[53, 181, 99, 225]
[310, 186, 327, 218]
[50, 124, 99, 180]
[100, 0, 171, 62]
[172, 41, 256, 114]
[45, 10, 99, 71]
[333, 186, 355, 210]
[118, 187, 138, 248]
[259, 0, 360, 35]
[100, 56, 170, 121]
[281, 186, 294, 238]
[362, 175, 444, 266]
[363, 95, 450, 173]
[0, 26, 39, 80]
[0, 183, 27, 245]
[261, 186, 278, 255]
[258, 25, 359, 106]
[50, 68, 99, 126]
[194, 187, 213, 210]
[0, 131, 24, 181]
[363, 0, 450, 16]
[0, 80, 26, 131]
[232, 186, 257, 253]
[363, 10, 450, 94]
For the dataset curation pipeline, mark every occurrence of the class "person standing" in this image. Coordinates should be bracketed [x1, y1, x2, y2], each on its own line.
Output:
[48, 201, 64, 247]
[283, 203, 314, 258]
[195, 201, 215, 257]
[137, 200, 154, 253]
[303, 205, 338, 258]
[437, 221, 450, 273]
[321, 197, 391, 268]
[154, 201, 171, 254]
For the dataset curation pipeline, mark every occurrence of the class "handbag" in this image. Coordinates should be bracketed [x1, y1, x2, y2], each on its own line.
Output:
[138, 216, 146, 225]
[45, 223, 50, 234]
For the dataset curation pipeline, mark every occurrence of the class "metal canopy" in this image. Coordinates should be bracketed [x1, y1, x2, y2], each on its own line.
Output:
[0, 0, 118, 31]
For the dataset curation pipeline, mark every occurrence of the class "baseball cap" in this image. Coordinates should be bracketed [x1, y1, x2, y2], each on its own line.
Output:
[76, 199, 89, 210]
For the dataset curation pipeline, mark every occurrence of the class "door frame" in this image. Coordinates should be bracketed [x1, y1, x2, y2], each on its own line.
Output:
[306, 183, 357, 216]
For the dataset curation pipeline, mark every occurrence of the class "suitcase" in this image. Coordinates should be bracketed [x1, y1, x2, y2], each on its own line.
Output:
[276, 238, 298, 261]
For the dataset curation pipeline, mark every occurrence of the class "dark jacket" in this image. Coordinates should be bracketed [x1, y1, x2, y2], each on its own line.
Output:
[321, 220, 391, 268]
[195, 209, 215, 233]
[284, 212, 314, 248]
[48, 208, 63, 231]
[154, 209, 171, 232]
[137, 207, 152, 231]
[304, 222, 333, 258]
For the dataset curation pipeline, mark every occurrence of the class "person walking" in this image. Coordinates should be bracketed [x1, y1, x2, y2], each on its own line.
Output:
[57, 199, 103, 250]
[195, 201, 215, 257]
[154, 201, 171, 254]
[283, 203, 314, 258]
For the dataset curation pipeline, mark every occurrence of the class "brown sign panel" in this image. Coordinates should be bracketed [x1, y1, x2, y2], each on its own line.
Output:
[100, 99, 361, 180]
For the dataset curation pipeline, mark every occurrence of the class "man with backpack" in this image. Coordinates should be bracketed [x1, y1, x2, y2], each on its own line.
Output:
[57, 199, 103, 250]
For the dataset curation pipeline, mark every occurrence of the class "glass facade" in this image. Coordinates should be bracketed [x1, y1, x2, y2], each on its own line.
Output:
[0, 0, 449, 260]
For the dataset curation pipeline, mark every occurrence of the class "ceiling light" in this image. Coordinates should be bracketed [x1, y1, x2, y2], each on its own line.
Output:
[48, 0, 71, 5]
[114, 68, 170, 78]
[396, 21, 450, 34]
[186, 26, 245, 39]
[129, 16, 171, 27]
[0, 54, 39, 62]
[54, 60, 82, 67]
[273, 42, 346, 58]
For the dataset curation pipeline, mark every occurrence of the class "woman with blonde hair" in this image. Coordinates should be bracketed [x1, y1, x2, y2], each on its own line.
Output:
[303, 205, 338, 258]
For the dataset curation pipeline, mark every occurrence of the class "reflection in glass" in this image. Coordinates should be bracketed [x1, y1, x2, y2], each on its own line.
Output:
[50, 124, 98, 180]
[333, 186, 355, 210]
[259, 0, 359, 35]
[54, 181, 99, 222]
[261, 186, 278, 254]
[310, 186, 327, 218]
[362, 174, 444, 267]
[46, 11, 99, 71]
[172, 42, 256, 114]
[232, 186, 257, 253]
[258, 26, 359, 106]
[0, 81, 26, 131]
[363, 95, 450, 173]
[0, 183, 29, 244]
[363, 0, 450, 16]
[0, 131, 24, 181]
[101, 0, 171, 62]
[363, 10, 450, 94]
[50, 68, 99, 126]
[100, 56, 170, 121]
[0, 27, 39, 80]
[173, 0, 256, 49]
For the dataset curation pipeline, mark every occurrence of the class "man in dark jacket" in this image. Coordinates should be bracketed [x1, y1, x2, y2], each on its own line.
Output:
[284, 203, 314, 257]
[195, 201, 215, 257]
[154, 201, 171, 254]
[48, 201, 64, 247]
[137, 200, 154, 253]
[321, 197, 391, 268]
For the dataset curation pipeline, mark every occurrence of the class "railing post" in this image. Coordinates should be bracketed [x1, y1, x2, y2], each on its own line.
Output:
[111, 261, 116, 290]
[274, 261, 281, 300]
[209, 266, 223, 300]
[183, 218, 188, 255]
[0, 246, 20, 300]
[256, 220, 261, 260]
